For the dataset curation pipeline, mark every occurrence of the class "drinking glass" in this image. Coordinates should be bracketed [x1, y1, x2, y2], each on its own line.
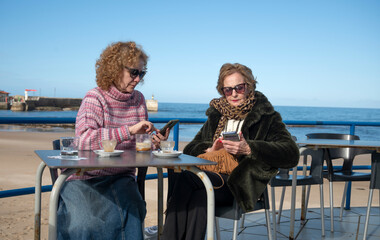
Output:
[160, 141, 175, 153]
[136, 134, 152, 152]
[60, 137, 79, 158]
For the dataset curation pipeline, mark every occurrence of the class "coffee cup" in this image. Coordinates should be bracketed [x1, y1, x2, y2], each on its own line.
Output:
[102, 139, 117, 152]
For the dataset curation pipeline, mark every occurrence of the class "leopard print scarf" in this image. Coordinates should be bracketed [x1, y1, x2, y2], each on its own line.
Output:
[210, 91, 256, 142]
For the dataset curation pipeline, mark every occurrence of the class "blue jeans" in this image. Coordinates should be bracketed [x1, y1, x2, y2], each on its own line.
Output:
[57, 175, 146, 240]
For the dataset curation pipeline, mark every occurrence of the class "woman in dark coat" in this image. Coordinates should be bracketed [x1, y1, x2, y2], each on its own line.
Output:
[162, 63, 299, 240]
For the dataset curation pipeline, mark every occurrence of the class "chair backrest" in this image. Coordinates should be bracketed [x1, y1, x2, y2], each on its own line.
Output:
[51, 139, 148, 199]
[303, 148, 324, 184]
[271, 148, 324, 186]
[50, 140, 61, 184]
[371, 151, 380, 190]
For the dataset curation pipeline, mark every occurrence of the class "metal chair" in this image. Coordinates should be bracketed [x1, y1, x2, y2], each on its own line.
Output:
[363, 151, 380, 240]
[306, 133, 372, 232]
[270, 147, 325, 239]
[215, 187, 272, 240]
[52, 139, 148, 199]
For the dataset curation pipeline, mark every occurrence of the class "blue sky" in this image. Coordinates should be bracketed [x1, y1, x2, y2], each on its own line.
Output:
[1, 0, 379, 108]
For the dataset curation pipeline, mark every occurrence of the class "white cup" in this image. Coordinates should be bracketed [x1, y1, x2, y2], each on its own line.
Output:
[102, 139, 117, 152]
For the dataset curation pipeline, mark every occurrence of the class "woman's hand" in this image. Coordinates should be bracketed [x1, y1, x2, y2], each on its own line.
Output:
[151, 128, 170, 149]
[221, 132, 252, 156]
[128, 121, 157, 135]
[205, 137, 224, 153]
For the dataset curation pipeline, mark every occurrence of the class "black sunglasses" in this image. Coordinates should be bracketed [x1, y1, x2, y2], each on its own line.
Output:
[124, 66, 147, 79]
[222, 83, 246, 96]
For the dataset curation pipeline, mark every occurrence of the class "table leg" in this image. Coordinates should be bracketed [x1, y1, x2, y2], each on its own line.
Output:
[34, 162, 46, 240]
[48, 168, 76, 240]
[290, 164, 298, 240]
[157, 167, 164, 239]
[187, 166, 215, 240]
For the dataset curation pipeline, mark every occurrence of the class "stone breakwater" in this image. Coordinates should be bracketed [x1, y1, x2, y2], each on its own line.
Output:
[11, 97, 82, 111]
[0, 102, 10, 110]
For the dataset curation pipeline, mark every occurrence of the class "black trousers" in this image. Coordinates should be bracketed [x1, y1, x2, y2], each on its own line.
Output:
[162, 170, 234, 240]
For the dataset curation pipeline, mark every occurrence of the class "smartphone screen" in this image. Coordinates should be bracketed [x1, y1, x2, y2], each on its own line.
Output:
[159, 119, 179, 133]
[222, 131, 240, 141]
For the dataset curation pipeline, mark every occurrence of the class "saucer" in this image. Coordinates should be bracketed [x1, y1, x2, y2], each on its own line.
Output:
[152, 150, 182, 158]
[93, 150, 124, 157]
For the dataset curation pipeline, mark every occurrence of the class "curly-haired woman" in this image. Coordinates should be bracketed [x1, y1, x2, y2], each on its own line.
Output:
[57, 41, 168, 239]
[162, 63, 299, 239]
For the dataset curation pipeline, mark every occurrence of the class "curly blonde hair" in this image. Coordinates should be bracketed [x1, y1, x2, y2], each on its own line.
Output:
[216, 63, 257, 96]
[95, 41, 149, 91]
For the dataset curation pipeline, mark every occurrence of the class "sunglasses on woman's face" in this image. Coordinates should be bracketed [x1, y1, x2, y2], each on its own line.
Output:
[124, 66, 147, 79]
[222, 83, 246, 96]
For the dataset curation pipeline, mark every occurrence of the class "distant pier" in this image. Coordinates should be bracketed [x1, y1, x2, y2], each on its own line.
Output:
[7, 96, 158, 112]
[146, 95, 158, 112]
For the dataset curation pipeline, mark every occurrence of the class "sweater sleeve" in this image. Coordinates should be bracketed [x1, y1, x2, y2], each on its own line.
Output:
[75, 92, 132, 150]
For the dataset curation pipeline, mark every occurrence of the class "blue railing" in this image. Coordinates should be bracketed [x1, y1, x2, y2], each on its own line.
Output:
[0, 116, 379, 206]
[284, 120, 380, 136]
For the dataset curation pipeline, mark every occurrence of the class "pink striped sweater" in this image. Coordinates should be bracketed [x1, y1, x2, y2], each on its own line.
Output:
[68, 85, 148, 181]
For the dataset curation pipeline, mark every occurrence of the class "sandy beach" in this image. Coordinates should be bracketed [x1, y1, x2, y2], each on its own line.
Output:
[0, 130, 375, 239]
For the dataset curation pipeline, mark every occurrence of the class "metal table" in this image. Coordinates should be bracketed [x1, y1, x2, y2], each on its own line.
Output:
[296, 139, 380, 152]
[34, 150, 217, 240]
[294, 139, 380, 234]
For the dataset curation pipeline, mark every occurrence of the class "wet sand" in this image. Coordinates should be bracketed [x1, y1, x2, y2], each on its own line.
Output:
[0, 131, 375, 239]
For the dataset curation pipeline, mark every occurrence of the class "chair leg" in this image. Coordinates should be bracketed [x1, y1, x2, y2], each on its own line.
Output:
[265, 209, 273, 240]
[363, 189, 374, 240]
[240, 213, 245, 229]
[319, 184, 325, 237]
[277, 186, 286, 223]
[289, 167, 298, 240]
[340, 181, 349, 220]
[329, 181, 334, 232]
[215, 217, 221, 240]
[271, 187, 277, 240]
[232, 219, 239, 240]
[305, 185, 311, 214]
[301, 185, 311, 222]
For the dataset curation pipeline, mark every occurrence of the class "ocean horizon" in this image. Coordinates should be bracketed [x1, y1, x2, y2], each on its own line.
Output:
[1, 103, 380, 142]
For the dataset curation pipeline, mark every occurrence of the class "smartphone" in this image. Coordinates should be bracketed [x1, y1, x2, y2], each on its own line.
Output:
[222, 131, 240, 141]
[159, 119, 179, 134]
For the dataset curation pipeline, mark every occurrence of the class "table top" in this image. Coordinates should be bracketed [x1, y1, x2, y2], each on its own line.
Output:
[35, 150, 217, 169]
[296, 139, 380, 151]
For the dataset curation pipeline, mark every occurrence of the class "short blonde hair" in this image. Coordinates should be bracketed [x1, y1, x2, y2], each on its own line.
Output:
[95, 41, 149, 91]
[216, 63, 257, 96]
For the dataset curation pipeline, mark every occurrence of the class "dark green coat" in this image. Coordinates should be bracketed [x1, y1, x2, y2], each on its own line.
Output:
[183, 91, 299, 212]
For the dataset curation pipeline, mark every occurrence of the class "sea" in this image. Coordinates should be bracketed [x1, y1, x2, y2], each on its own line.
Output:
[1, 103, 380, 142]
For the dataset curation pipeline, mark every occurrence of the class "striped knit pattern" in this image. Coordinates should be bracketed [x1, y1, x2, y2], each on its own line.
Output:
[67, 85, 148, 181]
